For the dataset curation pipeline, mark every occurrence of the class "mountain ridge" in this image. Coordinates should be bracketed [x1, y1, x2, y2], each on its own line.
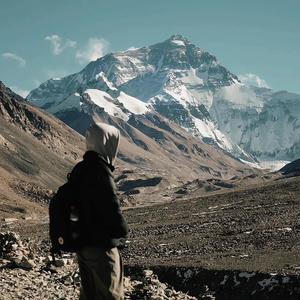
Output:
[0, 80, 85, 219]
[1, 80, 255, 209]
[27, 35, 300, 162]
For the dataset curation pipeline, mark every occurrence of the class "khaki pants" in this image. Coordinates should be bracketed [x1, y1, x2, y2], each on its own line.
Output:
[77, 247, 124, 300]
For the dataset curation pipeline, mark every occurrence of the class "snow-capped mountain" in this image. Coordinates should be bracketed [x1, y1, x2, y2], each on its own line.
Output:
[211, 85, 300, 160]
[0, 79, 255, 212]
[27, 34, 300, 161]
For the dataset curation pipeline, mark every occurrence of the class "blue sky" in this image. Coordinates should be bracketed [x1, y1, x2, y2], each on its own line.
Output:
[0, 0, 299, 96]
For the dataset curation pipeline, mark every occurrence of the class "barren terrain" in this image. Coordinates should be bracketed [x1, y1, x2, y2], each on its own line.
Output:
[1, 173, 300, 299]
[2, 174, 299, 274]
[123, 176, 300, 274]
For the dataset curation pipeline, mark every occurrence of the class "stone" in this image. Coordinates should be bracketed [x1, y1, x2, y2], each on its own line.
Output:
[54, 259, 66, 268]
[3, 218, 18, 223]
[11, 256, 23, 265]
[18, 258, 35, 270]
[143, 269, 154, 277]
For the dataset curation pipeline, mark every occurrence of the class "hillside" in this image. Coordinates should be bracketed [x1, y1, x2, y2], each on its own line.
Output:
[0, 81, 85, 219]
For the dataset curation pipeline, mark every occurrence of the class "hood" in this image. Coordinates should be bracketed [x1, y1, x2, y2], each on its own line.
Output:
[85, 122, 120, 166]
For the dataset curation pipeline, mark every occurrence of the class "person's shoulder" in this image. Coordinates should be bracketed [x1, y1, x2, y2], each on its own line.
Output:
[98, 160, 113, 176]
[71, 153, 114, 184]
[71, 159, 85, 173]
[68, 159, 88, 181]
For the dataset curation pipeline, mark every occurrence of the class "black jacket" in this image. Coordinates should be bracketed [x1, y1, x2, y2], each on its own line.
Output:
[69, 151, 128, 249]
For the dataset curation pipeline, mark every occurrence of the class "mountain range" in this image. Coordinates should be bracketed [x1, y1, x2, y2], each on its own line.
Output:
[2, 34, 298, 215]
[27, 34, 300, 163]
[0, 79, 253, 215]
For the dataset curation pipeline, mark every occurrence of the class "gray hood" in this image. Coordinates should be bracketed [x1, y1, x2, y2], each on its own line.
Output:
[85, 122, 120, 166]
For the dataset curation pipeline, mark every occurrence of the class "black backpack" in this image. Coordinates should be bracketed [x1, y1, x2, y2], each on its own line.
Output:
[49, 179, 83, 256]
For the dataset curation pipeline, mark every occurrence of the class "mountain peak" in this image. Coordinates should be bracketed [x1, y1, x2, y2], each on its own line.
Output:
[165, 34, 190, 46]
[169, 34, 189, 41]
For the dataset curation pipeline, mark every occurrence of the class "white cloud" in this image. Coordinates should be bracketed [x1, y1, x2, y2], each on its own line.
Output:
[2, 52, 26, 67]
[126, 46, 139, 51]
[238, 73, 270, 88]
[45, 34, 77, 55]
[75, 38, 109, 65]
[11, 86, 30, 98]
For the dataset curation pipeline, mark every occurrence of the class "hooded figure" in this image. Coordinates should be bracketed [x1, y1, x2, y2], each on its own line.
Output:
[69, 122, 128, 300]
[86, 122, 120, 171]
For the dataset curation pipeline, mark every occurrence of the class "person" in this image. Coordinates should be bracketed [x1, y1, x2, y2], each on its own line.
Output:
[68, 122, 129, 300]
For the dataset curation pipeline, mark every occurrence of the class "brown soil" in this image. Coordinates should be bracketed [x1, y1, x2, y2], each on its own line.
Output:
[3, 175, 300, 277]
[122, 176, 300, 274]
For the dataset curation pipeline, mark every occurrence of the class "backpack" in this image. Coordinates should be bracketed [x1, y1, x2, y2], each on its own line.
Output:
[49, 179, 83, 255]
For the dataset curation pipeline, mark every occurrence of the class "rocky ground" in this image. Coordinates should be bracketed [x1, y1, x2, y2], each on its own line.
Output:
[0, 232, 204, 300]
[122, 176, 300, 273]
[1, 175, 300, 299]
